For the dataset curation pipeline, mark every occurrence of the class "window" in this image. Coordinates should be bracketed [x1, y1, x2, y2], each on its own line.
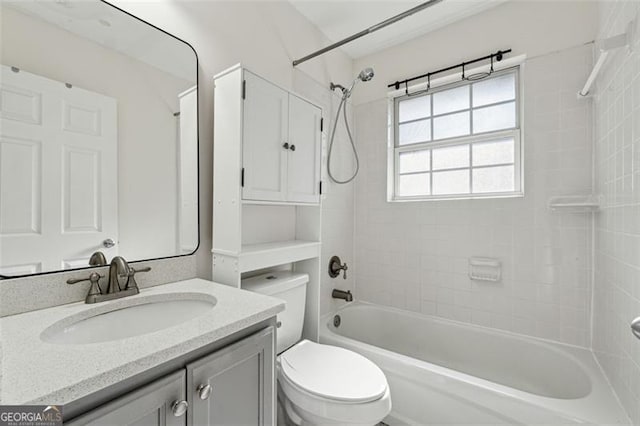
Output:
[390, 68, 522, 201]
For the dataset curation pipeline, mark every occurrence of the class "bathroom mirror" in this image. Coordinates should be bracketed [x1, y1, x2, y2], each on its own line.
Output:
[0, 0, 199, 277]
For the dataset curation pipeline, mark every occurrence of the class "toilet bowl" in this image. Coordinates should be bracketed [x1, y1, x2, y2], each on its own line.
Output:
[241, 272, 392, 426]
[277, 340, 391, 425]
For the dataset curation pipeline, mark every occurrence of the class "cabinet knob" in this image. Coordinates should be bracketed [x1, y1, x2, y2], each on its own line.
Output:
[171, 400, 188, 417]
[290, 144, 296, 151]
[102, 238, 116, 248]
[197, 384, 212, 400]
[282, 142, 289, 150]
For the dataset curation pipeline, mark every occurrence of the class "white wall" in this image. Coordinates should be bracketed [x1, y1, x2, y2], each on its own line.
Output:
[112, 1, 355, 287]
[1, 6, 192, 261]
[352, 1, 598, 347]
[353, 0, 598, 105]
[592, 2, 640, 424]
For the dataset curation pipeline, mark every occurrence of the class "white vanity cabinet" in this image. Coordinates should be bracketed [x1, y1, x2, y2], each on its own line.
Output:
[216, 66, 322, 205]
[65, 327, 275, 426]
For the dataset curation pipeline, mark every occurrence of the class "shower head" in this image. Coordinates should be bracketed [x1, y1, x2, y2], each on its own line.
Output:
[330, 67, 375, 99]
[358, 67, 375, 82]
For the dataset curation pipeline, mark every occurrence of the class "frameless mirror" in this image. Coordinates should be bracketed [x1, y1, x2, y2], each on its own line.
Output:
[0, 0, 199, 277]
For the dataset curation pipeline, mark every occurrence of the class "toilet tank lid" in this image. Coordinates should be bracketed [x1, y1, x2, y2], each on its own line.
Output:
[241, 271, 309, 296]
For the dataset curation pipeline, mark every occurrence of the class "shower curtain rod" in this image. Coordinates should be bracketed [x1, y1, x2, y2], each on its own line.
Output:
[388, 49, 512, 91]
[292, 0, 444, 67]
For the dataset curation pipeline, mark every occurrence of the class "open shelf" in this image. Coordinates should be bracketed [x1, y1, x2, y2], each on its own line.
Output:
[239, 240, 320, 273]
[548, 195, 601, 212]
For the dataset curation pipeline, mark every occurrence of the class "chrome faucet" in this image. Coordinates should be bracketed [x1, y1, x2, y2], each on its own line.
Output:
[332, 289, 353, 302]
[67, 256, 150, 304]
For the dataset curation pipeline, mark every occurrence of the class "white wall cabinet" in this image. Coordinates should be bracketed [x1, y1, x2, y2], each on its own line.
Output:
[242, 71, 289, 202]
[241, 70, 322, 204]
[66, 327, 275, 426]
[286, 94, 322, 204]
[213, 64, 323, 341]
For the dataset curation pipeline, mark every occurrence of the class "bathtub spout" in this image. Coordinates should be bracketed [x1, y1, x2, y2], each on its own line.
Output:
[332, 289, 353, 302]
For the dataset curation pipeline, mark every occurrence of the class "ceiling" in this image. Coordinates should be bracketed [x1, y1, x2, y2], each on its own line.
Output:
[289, 0, 510, 59]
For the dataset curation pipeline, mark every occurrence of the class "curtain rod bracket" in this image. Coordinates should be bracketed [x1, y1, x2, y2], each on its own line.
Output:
[578, 19, 636, 98]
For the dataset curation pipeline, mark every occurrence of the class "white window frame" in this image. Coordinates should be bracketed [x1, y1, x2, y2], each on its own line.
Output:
[388, 66, 524, 202]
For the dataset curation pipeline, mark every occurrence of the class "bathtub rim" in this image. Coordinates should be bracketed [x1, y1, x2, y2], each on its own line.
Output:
[320, 301, 630, 425]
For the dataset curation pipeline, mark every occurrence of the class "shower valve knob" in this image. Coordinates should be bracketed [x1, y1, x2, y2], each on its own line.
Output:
[328, 255, 348, 279]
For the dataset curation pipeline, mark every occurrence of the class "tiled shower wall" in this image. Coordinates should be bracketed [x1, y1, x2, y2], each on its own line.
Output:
[592, 1, 640, 423]
[354, 45, 595, 347]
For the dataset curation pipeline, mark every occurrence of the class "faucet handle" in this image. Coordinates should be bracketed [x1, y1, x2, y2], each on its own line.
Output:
[120, 266, 151, 291]
[67, 272, 104, 301]
[67, 272, 103, 285]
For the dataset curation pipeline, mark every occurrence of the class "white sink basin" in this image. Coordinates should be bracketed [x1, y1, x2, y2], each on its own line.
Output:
[41, 295, 216, 344]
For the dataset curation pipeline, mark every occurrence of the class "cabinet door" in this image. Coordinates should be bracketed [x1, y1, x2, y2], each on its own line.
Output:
[287, 95, 321, 204]
[187, 327, 275, 426]
[242, 71, 288, 202]
[65, 371, 186, 426]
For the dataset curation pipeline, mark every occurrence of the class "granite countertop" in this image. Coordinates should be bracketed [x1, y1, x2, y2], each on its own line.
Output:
[0, 279, 284, 405]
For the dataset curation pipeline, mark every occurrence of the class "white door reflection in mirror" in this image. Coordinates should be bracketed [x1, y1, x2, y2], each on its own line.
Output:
[0, 66, 117, 275]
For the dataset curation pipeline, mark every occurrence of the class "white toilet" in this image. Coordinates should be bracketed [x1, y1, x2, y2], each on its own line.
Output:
[242, 272, 391, 426]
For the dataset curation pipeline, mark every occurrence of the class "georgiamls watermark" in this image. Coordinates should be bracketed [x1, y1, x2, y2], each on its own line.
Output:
[0, 406, 62, 426]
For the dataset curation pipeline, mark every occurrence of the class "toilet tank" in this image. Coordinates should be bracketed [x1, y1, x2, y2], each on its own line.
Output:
[241, 272, 308, 354]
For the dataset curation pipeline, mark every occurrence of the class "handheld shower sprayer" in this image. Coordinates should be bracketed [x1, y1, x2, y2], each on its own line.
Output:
[330, 68, 375, 99]
[327, 67, 374, 184]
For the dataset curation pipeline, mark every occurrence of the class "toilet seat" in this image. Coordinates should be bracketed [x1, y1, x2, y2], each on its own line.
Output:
[277, 340, 392, 425]
[279, 340, 387, 403]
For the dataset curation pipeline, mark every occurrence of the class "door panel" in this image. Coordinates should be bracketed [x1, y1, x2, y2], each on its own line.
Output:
[287, 95, 321, 204]
[187, 327, 275, 426]
[241, 71, 288, 202]
[62, 146, 101, 232]
[65, 370, 186, 426]
[0, 135, 41, 234]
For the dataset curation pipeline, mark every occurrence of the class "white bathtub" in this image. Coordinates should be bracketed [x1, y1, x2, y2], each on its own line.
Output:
[319, 302, 629, 425]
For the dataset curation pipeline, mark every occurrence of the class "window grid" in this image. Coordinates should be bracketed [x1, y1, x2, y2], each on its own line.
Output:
[392, 67, 522, 201]
[396, 143, 518, 197]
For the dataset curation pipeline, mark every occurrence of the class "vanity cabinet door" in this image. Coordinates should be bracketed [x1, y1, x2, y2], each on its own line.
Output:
[65, 371, 187, 426]
[287, 94, 322, 204]
[187, 327, 275, 426]
[242, 71, 289, 202]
